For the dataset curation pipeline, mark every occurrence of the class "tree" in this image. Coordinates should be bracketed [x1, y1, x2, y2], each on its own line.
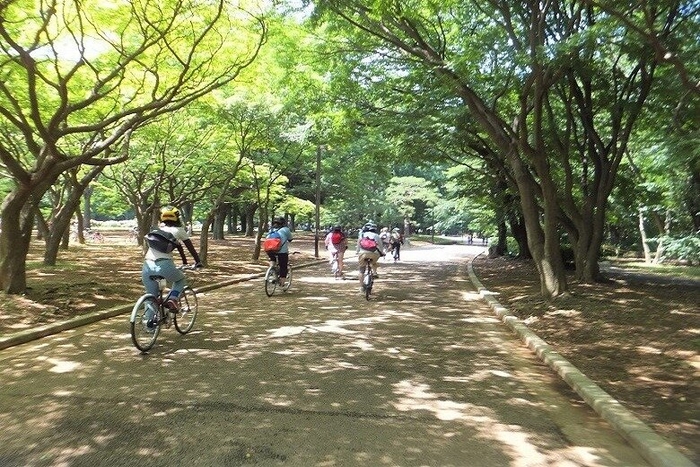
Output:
[0, 0, 267, 293]
[308, 0, 686, 298]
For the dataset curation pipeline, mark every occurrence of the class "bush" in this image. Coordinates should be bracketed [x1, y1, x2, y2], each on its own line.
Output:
[659, 234, 700, 265]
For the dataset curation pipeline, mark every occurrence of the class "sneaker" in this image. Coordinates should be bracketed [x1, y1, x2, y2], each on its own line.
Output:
[165, 299, 179, 311]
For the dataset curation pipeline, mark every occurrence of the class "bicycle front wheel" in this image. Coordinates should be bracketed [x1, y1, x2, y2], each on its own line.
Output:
[174, 287, 198, 334]
[264, 266, 278, 297]
[130, 295, 161, 352]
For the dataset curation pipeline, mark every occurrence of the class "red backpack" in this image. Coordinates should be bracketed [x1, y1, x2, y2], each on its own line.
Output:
[331, 231, 345, 245]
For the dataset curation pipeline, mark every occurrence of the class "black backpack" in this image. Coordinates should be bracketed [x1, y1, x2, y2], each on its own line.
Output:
[145, 229, 179, 253]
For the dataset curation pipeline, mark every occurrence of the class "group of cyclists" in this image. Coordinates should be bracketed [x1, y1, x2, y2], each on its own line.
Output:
[142, 205, 404, 303]
[323, 221, 404, 289]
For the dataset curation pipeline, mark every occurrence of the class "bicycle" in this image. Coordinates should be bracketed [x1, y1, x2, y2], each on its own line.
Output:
[330, 251, 340, 279]
[360, 257, 374, 300]
[264, 252, 295, 297]
[130, 265, 199, 352]
[85, 228, 104, 243]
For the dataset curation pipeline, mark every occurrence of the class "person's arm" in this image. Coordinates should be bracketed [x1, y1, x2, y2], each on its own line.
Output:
[175, 242, 187, 264]
[182, 238, 202, 266]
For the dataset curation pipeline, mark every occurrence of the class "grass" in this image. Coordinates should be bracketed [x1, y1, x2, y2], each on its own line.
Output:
[605, 258, 700, 279]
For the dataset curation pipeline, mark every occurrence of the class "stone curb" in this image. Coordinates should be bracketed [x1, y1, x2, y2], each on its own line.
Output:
[0, 260, 324, 352]
[467, 254, 696, 467]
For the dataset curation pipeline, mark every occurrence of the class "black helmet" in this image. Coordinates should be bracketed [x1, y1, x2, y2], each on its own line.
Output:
[272, 216, 287, 227]
[333, 225, 342, 231]
[363, 222, 377, 232]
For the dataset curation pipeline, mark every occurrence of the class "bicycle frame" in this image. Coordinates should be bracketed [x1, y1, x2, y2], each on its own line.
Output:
[130, 266, 198, 352]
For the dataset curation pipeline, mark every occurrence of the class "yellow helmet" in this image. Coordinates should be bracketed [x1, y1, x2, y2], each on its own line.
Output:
[160, 206, 180, 222]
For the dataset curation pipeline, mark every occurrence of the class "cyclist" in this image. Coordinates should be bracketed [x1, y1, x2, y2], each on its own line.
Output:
[356, 221, 385, 287]
[265, 216, 293, 287]
[142, 206, 202, 314]
[379, 227, 391, 256]
[324, 225, 348, 277]
[390, 227, 404, 261]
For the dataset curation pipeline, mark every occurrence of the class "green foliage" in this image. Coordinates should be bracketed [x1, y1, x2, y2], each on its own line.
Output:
[660, 235, 700, 266]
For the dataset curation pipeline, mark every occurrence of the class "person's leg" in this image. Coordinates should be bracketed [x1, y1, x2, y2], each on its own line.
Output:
[370, 252, 380, 275]
[278, 253, 290, 283]
[141, 261, 160, 325]
[337, 250, 345, 274]
[141, 261, 160, 297]
[358, 252, 367, 286]
[266, 251, 276, 268]
[158, 260, 186, 307]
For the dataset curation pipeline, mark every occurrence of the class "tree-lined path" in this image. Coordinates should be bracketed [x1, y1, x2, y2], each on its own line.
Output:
[0, 245, 649, 466]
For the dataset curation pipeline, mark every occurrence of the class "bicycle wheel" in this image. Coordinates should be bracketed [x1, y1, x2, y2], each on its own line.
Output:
[174, 287, 198, 334]
[264, 266, 278, 297]
[283, 266, 293, 291]
[130, 295, 161, 352]
[364, 272, 373, 300]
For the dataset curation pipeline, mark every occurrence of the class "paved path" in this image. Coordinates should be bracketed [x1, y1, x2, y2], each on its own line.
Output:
[0, 245, 653, 466]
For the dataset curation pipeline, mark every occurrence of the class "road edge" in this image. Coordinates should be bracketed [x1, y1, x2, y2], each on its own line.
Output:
[467, 253, 697, 467]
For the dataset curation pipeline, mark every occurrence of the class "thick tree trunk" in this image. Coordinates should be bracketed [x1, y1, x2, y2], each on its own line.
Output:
[212, 202, 228, 240]
[495, 220, 508, 256]
[509, 216, 531, 259]
[0, 193, 35, 294]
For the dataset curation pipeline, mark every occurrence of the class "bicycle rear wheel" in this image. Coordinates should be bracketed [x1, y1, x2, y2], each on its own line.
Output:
[265, 266, 278, 297]
[363, 260, 373, 300]
[364, 272, 373, 300]
[130, 295, 161, 352]
[174, 287, 198, 334]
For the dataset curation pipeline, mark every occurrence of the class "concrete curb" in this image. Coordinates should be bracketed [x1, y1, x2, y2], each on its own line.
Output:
[0, 260, 324, 352]
[467, 255, 696, 467]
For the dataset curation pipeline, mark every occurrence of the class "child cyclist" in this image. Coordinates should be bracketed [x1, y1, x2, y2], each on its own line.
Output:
[142, 206, 203, 318]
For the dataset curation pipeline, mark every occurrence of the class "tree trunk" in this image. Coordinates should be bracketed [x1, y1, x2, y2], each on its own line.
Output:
[44, 167, 103, 265]
[509, 216, 531, 259]
[652, 209, 672, 264]
[244, 205, 256, 237]
[639, 208, 652, 263]
[495, 220, 508, 256]
[83, 185, 93, 230]
[199, 214, 212, 265]
[0, 193, 36, 294]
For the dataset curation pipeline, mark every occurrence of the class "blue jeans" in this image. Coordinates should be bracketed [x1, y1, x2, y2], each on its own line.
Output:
[142, 259, 186, 299]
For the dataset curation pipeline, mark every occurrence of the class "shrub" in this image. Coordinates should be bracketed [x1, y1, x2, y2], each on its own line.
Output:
[659, 234, 700, 265]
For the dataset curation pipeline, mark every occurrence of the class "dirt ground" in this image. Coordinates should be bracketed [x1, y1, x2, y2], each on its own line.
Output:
[1, 231, 698, 463]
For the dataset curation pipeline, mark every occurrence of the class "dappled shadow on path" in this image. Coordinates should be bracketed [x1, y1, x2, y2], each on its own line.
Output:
[0, 245, 646, 466]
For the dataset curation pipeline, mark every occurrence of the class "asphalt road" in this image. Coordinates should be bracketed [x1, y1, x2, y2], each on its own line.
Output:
[0, 244, 650, 466]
